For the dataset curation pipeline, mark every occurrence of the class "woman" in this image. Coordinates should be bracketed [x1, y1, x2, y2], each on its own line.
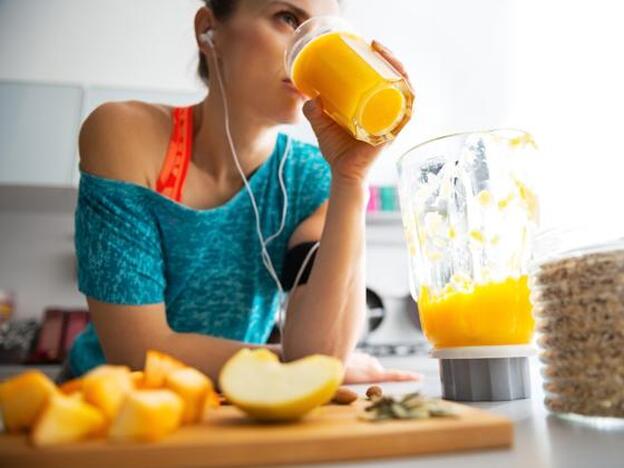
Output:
[66, 0, 420, 385]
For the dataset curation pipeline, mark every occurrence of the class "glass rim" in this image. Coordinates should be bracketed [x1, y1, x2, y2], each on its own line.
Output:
[397, 128, 533, 167]
[284, 15, 354, 77]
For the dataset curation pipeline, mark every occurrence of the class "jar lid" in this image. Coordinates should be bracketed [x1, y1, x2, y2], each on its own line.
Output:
[531, 224, 624, 268]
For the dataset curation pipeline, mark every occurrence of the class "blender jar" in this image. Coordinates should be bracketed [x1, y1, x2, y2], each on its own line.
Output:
[397, 129, 540, 401]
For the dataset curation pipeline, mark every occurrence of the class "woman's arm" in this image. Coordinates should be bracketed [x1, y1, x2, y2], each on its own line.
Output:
[281, 179, 367, 363]
[87, 298, 280, 384]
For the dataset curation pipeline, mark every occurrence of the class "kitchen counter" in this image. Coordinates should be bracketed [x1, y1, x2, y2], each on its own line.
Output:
[1, 357, 622, 467]
[318, 355, 623, 468]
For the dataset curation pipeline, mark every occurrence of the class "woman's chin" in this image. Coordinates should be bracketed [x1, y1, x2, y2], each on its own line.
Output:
[272, 103, 305, 126]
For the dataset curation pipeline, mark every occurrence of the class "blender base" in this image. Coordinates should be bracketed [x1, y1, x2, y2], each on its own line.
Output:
[432, 345, 535, 402]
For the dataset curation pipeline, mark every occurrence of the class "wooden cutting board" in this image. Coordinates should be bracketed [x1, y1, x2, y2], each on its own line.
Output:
[0, 399, 512, 467]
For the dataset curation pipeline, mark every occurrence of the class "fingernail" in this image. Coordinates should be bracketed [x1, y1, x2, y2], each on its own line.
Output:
[373, 40, 392, 54]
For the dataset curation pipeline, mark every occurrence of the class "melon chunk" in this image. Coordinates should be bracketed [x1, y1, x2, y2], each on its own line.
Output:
[219, 349, 344, 421]
[164, 367, 217, 424]
[0, 371, 57, 433]
[108, 390, 183, 442]
[31, 394, 105, 447]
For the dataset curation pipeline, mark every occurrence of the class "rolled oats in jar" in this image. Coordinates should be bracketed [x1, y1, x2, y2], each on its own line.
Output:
[530, 228, 624, 427]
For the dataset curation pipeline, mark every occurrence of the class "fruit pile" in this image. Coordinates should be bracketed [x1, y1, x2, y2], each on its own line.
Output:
[0, 350, 219, 446]
[1, 348, 347, 446]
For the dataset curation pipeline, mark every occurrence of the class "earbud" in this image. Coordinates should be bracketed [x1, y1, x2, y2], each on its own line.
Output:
[200, 29, 215, 47]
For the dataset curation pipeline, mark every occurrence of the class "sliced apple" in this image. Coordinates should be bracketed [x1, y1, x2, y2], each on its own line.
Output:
[31, 393, 105, 447]
[143, 350, 186, 389]
[82, 365, 133, 421]
[219, 348, 344, 421]
[108, 390, 183, 442]
[0, 370, 57, 433]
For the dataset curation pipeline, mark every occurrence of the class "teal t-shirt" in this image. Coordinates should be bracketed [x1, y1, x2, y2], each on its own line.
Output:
[69, 133, 331, 376]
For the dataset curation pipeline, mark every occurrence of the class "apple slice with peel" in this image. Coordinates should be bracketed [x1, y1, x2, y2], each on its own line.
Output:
[219, 349, 344, 421]
[108, 390, 183, 442]
[31, 393, 105, 447]
[0, 370, 57, 433]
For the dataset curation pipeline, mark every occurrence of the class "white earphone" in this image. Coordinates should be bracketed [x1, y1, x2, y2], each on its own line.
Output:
[199, 26, 321, 335]
[199, 29, 215, 47]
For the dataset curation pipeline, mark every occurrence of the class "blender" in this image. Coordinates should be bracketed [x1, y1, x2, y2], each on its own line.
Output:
[397, 130, 539, 401]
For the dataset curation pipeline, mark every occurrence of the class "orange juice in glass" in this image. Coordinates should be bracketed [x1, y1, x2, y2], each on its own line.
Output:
[285, 16, 414, 146]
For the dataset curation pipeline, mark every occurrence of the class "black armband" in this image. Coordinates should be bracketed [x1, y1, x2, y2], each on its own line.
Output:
[281, 241, 319, 291]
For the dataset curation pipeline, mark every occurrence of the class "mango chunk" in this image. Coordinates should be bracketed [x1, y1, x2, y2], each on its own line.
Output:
[143, 350, 186, 389]
[130, 371, 146, 389]
[82, 365, 133, 421]
[0, 371, 57, 433]
[108, 390, 183, 442]
[165, 367, 217, 424]
[59, 377, 83, 395]
[31, 393, 105, 447]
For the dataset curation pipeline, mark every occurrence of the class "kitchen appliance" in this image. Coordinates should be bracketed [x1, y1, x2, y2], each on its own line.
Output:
[359, 289, 428, 357]
[397, 130, 540, 401]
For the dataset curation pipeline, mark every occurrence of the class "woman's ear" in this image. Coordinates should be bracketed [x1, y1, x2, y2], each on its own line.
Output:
[195, 6, 217, 54]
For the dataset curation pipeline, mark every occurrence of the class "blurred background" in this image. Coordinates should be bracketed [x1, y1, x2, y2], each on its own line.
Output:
[1, 0, 623, 366]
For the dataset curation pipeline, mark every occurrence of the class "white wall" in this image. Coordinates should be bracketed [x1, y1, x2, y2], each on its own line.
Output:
[508, 0, 624, 232]
[0, 0, 514, 185]
[0, 0, 203, 91]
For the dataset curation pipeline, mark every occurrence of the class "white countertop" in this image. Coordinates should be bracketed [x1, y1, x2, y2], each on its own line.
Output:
[315, 355, 624, 468]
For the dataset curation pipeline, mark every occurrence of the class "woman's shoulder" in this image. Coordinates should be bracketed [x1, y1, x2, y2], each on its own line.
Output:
[288, 136, 323, 160]
[78, 100, 173, 187]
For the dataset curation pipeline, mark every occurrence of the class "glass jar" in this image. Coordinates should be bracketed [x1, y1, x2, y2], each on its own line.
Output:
[531, 227, 624, 427]
[285, 16, 414, 146]
[397, 130, 539, 349]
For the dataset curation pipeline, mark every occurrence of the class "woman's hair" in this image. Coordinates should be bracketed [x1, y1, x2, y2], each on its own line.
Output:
[198, 1, 239, 85]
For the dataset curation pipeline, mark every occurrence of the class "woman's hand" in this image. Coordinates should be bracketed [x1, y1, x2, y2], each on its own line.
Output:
[303, 41, 412, 184]
[342, 351, 422, 384]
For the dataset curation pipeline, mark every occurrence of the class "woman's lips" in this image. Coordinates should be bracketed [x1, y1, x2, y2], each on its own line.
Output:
[282, 79, 305, 98]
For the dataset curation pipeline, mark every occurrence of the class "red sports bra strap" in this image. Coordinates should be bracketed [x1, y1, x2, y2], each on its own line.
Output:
[156, 106, 193, 202]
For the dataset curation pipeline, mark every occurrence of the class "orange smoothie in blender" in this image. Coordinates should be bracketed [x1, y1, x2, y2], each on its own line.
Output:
[287, 17, 413, 145]
[418, 276, 534, 348]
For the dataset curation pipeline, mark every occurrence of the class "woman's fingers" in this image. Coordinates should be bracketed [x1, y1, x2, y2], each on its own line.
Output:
[303, 97, 339, 135]
[383, 369, 422, 381]
[372, 40, 409, 80]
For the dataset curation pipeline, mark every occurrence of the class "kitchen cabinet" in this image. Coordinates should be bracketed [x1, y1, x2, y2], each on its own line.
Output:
[0, 80, 203, 187]
[0, 81, 82, 186]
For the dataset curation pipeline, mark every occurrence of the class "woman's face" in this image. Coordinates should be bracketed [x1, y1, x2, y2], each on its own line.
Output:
[202, 0, 341, 126]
